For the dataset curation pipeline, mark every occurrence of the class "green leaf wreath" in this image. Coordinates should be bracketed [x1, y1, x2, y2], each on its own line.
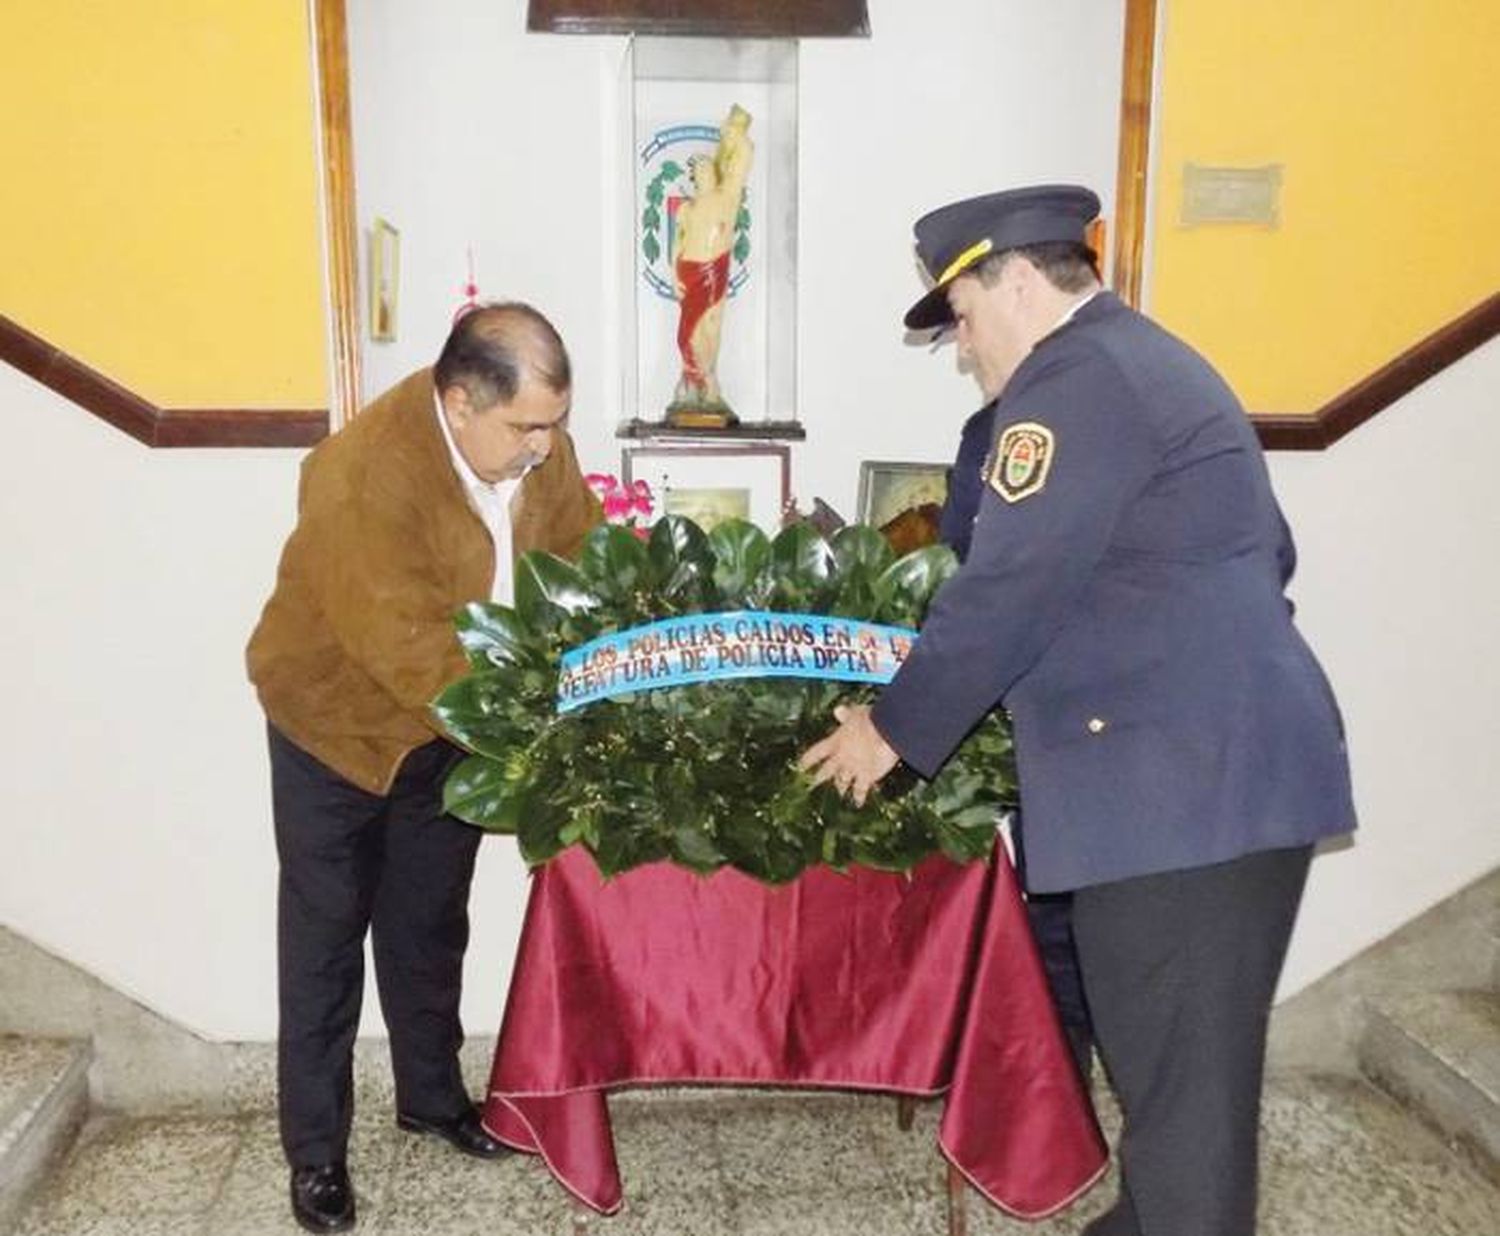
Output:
[432, 517, 1016, 884]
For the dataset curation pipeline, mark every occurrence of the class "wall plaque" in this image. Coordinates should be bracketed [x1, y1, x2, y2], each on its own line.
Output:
[1181, 164, 1283, 227]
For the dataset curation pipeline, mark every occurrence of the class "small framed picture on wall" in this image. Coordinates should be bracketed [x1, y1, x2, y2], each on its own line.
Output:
[369, 217, 400, 342]
[856, 460, 949, 529]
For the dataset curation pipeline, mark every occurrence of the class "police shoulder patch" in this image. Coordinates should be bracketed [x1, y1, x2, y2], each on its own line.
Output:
[989, 421, 1055, 503]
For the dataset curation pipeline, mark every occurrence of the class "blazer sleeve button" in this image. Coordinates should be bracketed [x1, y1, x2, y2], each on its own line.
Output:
[1086, 717, 1107, 735]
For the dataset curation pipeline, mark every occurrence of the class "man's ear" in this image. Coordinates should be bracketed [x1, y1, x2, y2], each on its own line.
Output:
[1006, 256, 1039, 305]
[440, 383, 473, 424]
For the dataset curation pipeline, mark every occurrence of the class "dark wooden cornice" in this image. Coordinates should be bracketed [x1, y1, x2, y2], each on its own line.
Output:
[527, 0, 869, 37]
[1251, 290, 1500, 450]
[0, 313, 327, 448]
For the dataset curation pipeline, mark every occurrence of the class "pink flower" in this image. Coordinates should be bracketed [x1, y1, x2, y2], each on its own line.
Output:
[585, 470, 655, 529]
[601, 492, 635, 521]
[627, 479, 655, 518]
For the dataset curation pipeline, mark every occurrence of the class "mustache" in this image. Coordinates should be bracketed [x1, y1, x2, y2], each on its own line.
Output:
[509, 449, 547, 476]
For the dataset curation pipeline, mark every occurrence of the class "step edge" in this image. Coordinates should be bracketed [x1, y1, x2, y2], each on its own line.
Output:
[1359, 1008, 1500, 1172]
[0, 1043, 91, 1233]
[1362, 991, 1500, 1100]
[0, 1041, 91, 1159]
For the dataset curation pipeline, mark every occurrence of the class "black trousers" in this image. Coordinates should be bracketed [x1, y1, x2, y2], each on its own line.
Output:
[1015, 814, 1094, 1079]
[1026, 892, 1093, 1077]
[1072, 844, 1312, 1236]
[269, 725, 481, 1168]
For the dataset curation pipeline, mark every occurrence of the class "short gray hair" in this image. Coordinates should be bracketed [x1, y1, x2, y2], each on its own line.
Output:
[974, 242, 1100, 294]
[433, 302, 571, 409]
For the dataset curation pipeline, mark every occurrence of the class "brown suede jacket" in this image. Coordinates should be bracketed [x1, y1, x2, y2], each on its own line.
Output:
[247, 368, 601, 795]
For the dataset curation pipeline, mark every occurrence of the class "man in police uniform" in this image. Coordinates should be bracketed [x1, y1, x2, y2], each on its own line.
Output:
[801, 186, 1355, 1236]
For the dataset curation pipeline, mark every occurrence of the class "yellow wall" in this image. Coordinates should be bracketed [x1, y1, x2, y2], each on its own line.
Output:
[0, 1, 326, 409]
[1150, 1, 1500, 414]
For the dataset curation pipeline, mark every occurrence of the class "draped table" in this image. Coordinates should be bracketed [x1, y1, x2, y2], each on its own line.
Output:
[480, 841, 1106, 1220]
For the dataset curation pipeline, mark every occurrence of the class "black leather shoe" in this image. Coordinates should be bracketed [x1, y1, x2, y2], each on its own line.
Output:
[289, 1163, 355, 1233]
[396, 1103, 510, 1159]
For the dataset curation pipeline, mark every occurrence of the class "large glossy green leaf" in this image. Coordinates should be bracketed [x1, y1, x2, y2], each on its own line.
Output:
[578, 524, 651, 600]
[647, 516, 715, 607]
[431, 672, 533, 755]
[873, 545, 959, 625]
[514, 552, 604, 633]
[826, 525, 895, 617]
[770, 522, 834, 584]
[830, 525, 895, 578]
[453, 602, 545, 670]
[767, 523, 834, 610]
[443, 754, 528, 832]
[707, 519, 771, 607]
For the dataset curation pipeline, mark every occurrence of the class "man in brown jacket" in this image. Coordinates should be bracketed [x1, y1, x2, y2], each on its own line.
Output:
[247, 303, 600, 1233]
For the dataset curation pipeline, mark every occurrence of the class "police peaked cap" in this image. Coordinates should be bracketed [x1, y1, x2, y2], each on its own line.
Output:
[904, 185, 1102, 331]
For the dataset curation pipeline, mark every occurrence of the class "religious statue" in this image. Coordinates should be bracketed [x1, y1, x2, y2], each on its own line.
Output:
[667, 104, 753, 428]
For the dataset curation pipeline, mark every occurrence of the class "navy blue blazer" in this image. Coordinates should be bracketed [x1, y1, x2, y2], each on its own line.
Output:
[873, 293, 1356, 892]
[937, 402, 997, 560]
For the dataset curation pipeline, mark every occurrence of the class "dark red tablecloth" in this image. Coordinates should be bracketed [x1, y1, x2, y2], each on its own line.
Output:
[480, 843, 1106, 1217]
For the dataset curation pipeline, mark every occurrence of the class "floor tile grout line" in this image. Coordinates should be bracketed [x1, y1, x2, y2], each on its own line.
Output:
[196, 1112, 257, 1235]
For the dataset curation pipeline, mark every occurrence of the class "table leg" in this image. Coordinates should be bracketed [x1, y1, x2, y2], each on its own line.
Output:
[946, 1162, 968, 1236]
[896, 1095, 916, 1131]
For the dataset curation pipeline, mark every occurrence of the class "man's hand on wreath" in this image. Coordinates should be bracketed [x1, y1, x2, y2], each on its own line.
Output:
[798, 704, 900, 807]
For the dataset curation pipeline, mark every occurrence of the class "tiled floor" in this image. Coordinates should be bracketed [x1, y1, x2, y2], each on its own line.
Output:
[11, 1075, 1500, 1235]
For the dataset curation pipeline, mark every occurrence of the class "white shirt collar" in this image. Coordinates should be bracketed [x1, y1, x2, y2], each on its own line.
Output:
[433, 390, 522, 604]
[1050, 288, 1101, 335]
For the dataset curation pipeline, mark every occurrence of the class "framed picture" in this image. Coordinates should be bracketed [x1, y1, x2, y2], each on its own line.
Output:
[622, 443, 790, 533]
[369, 217, 400, 342]
[856, 460, 950, 528]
